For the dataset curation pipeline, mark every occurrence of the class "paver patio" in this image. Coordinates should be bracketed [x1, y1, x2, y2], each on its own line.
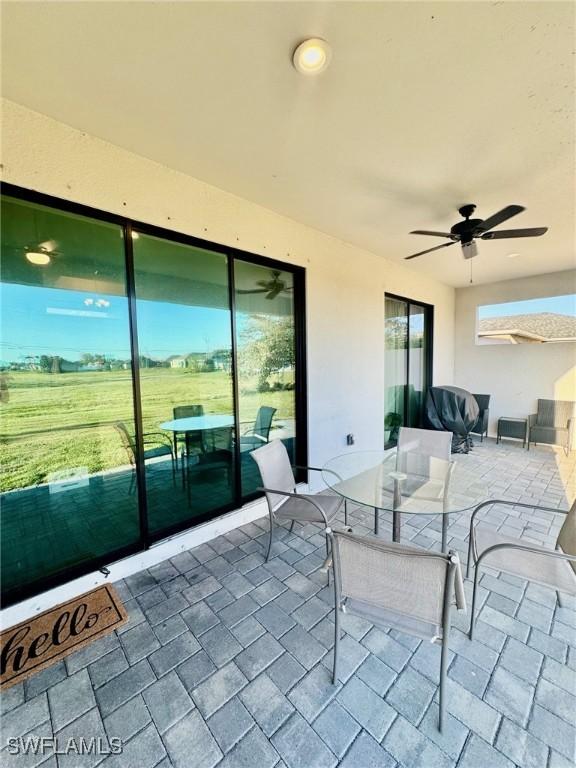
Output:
[2, 439, 575, 768]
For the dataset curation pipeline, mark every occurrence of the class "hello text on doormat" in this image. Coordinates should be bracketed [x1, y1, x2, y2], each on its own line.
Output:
[1, 584, 127, 689]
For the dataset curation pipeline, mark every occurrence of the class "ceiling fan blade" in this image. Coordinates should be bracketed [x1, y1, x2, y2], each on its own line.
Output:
[410, 230, 456, 239]
[236, 289, 269, 295]
[405, 241, 457, 260]
[481, 227, 548, 240]
[477, 204, 525, 232]
[266, 285, 284, 300]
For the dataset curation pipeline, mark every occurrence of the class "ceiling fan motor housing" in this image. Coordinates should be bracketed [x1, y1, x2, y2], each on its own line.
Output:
[450, 219, 485, 242]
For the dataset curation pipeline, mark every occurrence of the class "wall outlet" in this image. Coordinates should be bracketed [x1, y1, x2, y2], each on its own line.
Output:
[346, 433, 355, 446]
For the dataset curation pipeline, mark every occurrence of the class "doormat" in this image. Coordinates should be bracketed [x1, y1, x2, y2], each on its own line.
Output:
[1, 584, 127, 690]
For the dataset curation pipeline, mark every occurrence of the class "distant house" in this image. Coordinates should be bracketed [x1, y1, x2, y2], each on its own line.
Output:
[212, 349, 232, 372]
[168, 356, 188, 368]
[478, 312, 576, 344]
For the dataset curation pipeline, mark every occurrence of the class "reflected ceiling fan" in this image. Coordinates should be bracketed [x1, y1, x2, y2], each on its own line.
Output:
[405, 204, 548, 260]
[236, 270, 292, 300]
[24, 239, 60, 266]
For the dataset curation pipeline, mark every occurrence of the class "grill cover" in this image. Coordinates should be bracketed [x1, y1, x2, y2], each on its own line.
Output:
[425, 386, 480, 453]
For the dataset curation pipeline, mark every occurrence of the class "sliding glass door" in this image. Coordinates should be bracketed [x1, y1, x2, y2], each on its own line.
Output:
[234, 261, 297, 498]
[0, 196, 141, 599]
[384, 294, 432, 447]
[0, 184, 306, 606]
[132, 233, 236, 536]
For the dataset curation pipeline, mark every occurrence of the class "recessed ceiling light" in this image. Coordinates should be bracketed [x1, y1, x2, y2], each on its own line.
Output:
[292, 38, 332, 75]
[26, 251, 51, 266]
[507, 252, 520, 259]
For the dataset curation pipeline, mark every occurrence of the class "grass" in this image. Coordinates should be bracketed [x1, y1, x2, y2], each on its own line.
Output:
[0, 368, 295, 491]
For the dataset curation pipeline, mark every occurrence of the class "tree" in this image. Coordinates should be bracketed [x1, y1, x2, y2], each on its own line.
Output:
[239, 315, 295, 390]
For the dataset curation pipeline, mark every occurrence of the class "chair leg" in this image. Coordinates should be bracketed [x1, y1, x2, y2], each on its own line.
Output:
[439, 637, 449, 733]
[332, 606, 340, 684]
[469, 564, 481, 640]
[466, 531, 474, 580]
[266, 513, 275, 562]
[289, 520, 296, 534]
[325, 533, 331, 585]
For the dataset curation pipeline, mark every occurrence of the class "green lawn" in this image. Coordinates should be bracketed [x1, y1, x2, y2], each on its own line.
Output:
[0, 369, 295, 491]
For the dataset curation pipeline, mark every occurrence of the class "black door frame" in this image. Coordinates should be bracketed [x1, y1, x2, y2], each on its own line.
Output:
[385, 292, 434, 447]
[1, 182, 308, 606]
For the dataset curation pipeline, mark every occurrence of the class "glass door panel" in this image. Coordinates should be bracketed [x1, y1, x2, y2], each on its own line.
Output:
[132, 234, 235, 536]
[385, 295, 432, 446]
[0, 196, 139, 599]
[408, 303, 426, 427]
[234, 262, 297, 498]
[384, 297, 408, 446]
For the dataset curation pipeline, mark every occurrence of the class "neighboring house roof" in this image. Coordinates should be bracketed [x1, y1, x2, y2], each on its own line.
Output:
[478, 312, 576, 343]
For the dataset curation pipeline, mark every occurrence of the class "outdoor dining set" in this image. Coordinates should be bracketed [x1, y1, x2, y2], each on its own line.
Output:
[111, 402, 576, 732]
[250, 429, 576, 732]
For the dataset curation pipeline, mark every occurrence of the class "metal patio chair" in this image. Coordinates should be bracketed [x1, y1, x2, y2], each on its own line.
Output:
[184, 426, 234, 505]
[329, 528, 466, 732]
[392, 427, 454, 547]
[173, 403, 205, 459]
[251, 439, 343, 565]
[240, 406, 277, 452]
[467, 499, 576, 639]
[114, 421, 176, 491]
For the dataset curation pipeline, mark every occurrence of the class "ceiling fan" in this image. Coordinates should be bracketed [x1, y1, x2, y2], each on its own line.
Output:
[405, 204, 548, 260]
[236, 270, 292, 300]
[24, 239, 60, 265]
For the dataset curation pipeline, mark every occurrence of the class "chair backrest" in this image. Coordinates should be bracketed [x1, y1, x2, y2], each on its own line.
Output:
[114, 422, 136, 465]
[536, 399, 575, 428]
[173, 404, 204, 420]
[398, 427, 452, 461]
[557, 500, 576, 574]
[209, 426, 233, 452]
[254, 406, 276, 440]
[473, 394, 491, 412]
[332, 529, 465, 629]
[251, 439, 295, 512]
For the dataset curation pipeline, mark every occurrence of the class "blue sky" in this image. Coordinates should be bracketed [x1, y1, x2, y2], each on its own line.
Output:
[0, 283, 233, 362]
[478, 294, 576, 319]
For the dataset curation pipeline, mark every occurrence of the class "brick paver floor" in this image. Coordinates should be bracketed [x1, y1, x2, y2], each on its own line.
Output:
[2, 439, 575, 768]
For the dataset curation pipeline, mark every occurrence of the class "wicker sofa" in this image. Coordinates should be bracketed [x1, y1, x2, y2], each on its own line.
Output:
[528, 399, 575, 454]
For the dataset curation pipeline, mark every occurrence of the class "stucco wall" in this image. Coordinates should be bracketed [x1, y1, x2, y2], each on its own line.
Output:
[1, 98, 455, 470]
[454, 271, 576, 438]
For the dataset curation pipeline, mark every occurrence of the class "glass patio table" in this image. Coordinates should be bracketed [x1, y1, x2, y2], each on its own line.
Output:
[322, 449, 488, 552]
[160, 415, 234, 469]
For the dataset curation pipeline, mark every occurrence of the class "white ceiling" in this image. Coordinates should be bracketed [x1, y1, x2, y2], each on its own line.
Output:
[2, 1, 574, 287]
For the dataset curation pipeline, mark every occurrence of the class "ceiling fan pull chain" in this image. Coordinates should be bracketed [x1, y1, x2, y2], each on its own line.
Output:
[469, 259, 473, 284]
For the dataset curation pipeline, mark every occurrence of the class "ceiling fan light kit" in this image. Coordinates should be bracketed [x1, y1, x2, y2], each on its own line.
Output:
[25, 250, 51, 266]
[405, 203, 548, 261]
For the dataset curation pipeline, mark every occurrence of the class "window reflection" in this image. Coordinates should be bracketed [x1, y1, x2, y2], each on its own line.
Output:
[0, 197, 139, 598]
[234, 262, 297, 497]
[132, 233, 236, 534]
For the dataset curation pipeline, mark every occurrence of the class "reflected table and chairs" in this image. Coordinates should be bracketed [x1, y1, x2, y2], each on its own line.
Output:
[322, 449, 488, 552]
[160, 414, 235, 467]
